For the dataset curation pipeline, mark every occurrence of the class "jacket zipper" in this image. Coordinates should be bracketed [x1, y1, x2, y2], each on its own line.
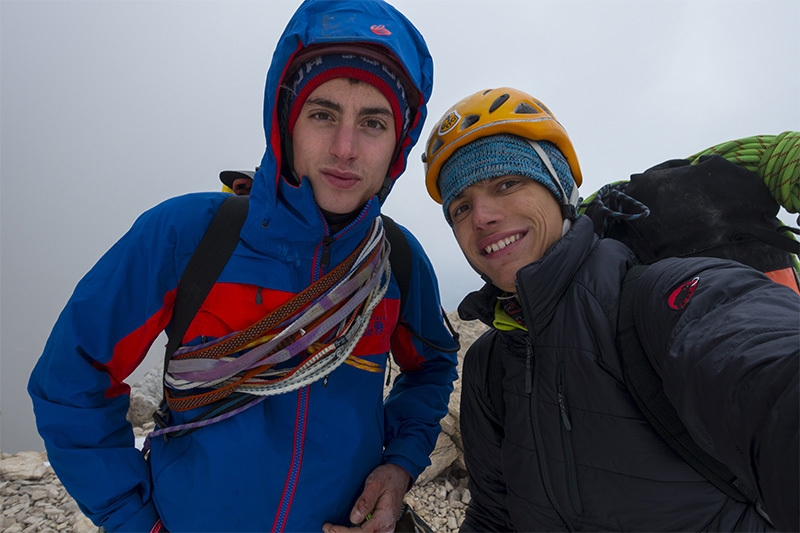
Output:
[558, 361, 583, 514]
[320, 236, 334, 272]
[517, 285, 574, 531]
[526, 336, 575, 531]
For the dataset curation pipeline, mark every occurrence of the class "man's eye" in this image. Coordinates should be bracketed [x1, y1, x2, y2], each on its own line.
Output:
[451, 203, 469, 218]
[498, 179, 521, 191]
[310, 111, 332, 121]
[363, 118, 387, 130]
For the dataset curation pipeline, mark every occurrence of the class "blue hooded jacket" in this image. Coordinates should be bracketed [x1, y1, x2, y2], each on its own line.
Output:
[28, 1, 457, 531]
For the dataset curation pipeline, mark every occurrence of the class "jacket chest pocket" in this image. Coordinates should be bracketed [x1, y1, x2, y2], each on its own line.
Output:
[557, 360, 583, 515]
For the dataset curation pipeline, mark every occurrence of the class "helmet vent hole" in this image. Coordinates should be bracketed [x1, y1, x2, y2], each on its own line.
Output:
[514, 102, 540, 115]
[489, 94, 510, 113]
[430, 138, 444, 155]
[535, 100, 553, 116]
[461, 114, 480, 130]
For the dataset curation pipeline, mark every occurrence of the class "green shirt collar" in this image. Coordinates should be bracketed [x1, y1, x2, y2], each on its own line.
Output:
[493, 300, 527, 331]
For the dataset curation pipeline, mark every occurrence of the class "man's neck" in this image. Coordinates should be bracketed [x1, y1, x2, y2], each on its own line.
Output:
[323, 208, 361, 233]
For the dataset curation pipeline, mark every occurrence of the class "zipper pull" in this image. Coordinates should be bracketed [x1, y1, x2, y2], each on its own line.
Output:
[321, 236, 334, 271]
[525, 342, 533, 394]
[558, 391, 573, 431]
[255, 287, 263, 305]
[385, 353, 392, 386]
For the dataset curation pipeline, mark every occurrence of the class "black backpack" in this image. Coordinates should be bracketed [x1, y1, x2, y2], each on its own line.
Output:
[589, 155, 798, 515]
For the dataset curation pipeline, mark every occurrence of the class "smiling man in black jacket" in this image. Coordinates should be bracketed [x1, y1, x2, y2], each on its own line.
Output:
[422, 87, 799, 532]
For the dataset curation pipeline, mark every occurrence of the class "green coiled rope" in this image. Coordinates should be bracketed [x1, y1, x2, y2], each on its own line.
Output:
[688, 131, 800, 214]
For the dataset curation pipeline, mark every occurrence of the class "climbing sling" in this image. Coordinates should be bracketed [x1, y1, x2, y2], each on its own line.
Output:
[152, 195, 458, 440]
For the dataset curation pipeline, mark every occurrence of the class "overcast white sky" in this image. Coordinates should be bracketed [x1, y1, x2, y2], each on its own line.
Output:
[2, 0, 798, 453]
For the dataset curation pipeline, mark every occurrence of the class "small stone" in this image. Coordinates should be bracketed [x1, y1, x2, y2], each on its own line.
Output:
[0, 452, 46, 481]
[72, 514, 97, 533]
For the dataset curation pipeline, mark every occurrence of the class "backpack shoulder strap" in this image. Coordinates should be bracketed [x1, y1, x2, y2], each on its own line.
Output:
[381, 214, 412, 317]
[164, 195, 249, 366]
[617, 265, 761, 506]
[381, 214, 460, 354]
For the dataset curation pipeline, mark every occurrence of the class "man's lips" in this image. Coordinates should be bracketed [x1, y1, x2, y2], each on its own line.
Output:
[321, 168, 361, 188]
[481, 232, 525, 255]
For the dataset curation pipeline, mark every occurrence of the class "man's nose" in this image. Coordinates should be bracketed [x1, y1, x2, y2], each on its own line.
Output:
[329, 124, 358, 161]
[471, 195, 503, 229]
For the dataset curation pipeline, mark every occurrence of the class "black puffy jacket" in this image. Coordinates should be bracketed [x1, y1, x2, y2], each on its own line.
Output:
[457, 217, 799, 532]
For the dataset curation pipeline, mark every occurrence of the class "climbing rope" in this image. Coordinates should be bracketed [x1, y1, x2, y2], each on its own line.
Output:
[688, 131, 800, 214]
[148, 217, 391, 440]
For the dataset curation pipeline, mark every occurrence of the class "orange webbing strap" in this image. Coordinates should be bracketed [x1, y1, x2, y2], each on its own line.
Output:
[765, 268, 800, 295]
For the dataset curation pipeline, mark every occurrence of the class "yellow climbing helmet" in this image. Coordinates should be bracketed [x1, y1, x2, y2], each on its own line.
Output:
[423, 87, 583, 203]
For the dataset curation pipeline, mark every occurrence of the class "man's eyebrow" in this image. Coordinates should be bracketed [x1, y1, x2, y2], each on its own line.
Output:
[303, 97, 392, 118]
[359, 106, 393, 118]
[304, 97, 341, 113]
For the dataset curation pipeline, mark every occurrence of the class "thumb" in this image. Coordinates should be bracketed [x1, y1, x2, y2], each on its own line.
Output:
[349, 491, 378, 526]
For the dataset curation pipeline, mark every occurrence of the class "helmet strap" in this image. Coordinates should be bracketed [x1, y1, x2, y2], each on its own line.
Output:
[527, 140, 580, 235]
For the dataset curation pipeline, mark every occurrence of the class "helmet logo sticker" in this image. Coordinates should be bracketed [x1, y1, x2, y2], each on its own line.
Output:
[667, 276, 700, 310]
[438, 110, 461, 135]
[370, 24, 391, 36]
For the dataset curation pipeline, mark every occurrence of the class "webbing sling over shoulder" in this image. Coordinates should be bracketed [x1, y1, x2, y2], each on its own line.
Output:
[163, 197, 417, 372]
[156, 196, 459, 431]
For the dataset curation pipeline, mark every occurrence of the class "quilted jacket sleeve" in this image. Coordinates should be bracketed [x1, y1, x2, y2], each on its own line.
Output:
[633, 257, 800, 532]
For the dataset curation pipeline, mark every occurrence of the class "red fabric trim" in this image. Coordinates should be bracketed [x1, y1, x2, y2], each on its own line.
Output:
[101, 289, 178, 398]
[765, 267, 800, 295]
[351, 297, 398, 356]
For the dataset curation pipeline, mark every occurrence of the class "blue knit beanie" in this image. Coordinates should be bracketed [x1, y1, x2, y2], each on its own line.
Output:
[438, 134, 575, 225]
[282, 53, 410, 143]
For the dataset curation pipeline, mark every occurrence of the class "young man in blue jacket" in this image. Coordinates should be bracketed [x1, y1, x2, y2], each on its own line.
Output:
[28, 1, 458, 531]
[423, 87, 799, 531]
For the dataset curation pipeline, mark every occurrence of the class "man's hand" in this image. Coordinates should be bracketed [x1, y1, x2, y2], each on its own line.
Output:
[322, 463, 412, 533]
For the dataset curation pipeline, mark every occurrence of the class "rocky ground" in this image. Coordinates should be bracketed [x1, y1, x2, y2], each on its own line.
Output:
[0, 445, 469, 533]
[1, 312, 485, 532]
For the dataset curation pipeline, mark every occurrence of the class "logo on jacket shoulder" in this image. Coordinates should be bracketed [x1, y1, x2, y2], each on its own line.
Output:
[370, 24, 391, 36]
[668, 276, 700, 310]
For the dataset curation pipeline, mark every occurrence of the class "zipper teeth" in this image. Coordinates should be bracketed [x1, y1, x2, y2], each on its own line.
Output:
[518, 286, 574, 531]
[558, 362, 582, 514]
[274, 387, 309, 531]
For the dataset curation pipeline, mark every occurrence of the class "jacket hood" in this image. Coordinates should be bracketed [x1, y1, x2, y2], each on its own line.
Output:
[248, 0, 433, 229]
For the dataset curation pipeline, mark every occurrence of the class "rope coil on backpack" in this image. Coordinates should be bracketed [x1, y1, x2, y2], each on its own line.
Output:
[689, 131, 800, 214]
